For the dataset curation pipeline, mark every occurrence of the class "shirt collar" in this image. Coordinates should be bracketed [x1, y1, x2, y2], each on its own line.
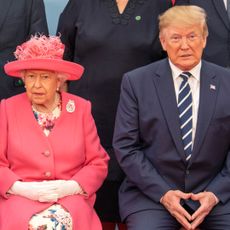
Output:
[223, 0, 227, 9]
[169, 59, 201, 82]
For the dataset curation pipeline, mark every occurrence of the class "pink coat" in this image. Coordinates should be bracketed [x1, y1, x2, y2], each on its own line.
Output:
[0, 92, 109, 230]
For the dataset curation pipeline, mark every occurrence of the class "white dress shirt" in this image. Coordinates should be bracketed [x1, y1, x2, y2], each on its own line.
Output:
[223, 0, 227, 9]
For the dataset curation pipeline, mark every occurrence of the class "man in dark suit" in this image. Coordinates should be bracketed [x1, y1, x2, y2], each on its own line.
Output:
[0, 0, 48, 100]
[113, 5, 230, 230]
[176, 0, 230, 67]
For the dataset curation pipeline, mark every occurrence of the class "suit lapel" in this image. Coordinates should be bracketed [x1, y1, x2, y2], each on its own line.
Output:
[188, 61, 219, 167]
[213, 0, 230, 30]
[0, 0, 14, 31]
[153, 60, 187, 162]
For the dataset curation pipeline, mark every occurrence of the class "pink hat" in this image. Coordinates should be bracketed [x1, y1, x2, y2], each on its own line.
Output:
[4, 35, 84, 80]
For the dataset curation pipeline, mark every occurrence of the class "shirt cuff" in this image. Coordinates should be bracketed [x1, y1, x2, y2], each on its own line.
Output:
[211, 193, 219, 205]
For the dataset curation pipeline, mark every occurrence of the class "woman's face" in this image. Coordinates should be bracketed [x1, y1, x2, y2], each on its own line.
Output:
[23, 70, 61, 107]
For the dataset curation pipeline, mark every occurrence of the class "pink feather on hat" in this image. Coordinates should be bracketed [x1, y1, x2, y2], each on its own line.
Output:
[14, 35, 64, 60]
[4, 35, 84, 80]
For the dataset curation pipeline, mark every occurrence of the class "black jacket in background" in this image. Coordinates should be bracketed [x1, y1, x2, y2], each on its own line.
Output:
[0, 0, 48, 100]
[176, 0, 230, 67]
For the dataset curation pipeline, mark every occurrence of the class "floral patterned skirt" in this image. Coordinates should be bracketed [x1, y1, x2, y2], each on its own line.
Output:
[28, 204, 73, 230]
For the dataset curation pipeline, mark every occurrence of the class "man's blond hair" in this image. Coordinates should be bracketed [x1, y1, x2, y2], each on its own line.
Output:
[159, 5, 208, 38]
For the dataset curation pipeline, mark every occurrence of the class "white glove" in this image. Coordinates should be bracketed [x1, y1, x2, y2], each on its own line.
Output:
[38, 180, 83, 201]
[8, 181, 58, 202]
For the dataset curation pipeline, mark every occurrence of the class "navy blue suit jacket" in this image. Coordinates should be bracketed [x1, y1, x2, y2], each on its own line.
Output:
[176, 0, 230, 67]
[113, 59, 230, 220]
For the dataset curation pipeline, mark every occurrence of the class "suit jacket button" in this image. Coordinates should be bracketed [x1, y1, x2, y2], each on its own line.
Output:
[44, 171, 51, 177]
[43, 150, 50, 157]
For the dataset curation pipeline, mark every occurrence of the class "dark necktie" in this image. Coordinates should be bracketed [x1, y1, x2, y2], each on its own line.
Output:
[178, 72, 193, 161]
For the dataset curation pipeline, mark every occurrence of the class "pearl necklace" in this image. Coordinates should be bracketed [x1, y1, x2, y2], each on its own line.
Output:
[32, 93, 62, 136]
[32, 93, 61, 114]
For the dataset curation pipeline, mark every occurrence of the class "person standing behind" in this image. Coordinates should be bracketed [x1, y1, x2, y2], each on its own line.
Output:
[0, 0, 48, 100]
[113, 5, 230, 229]
[175, 0, 230, 67]
[56, 0, 172, 229]
[57, 0, 171, 229]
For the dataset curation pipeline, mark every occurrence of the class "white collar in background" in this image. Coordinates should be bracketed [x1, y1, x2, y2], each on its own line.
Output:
[223, 0, 227, 9]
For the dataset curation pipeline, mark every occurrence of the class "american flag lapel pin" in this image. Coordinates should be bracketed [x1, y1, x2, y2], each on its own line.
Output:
[210, 84, 216, 90]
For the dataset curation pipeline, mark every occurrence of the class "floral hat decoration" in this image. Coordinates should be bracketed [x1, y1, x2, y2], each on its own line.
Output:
[4, 35, 84, 80]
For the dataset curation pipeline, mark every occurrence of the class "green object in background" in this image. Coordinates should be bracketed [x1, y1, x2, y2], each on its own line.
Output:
[15, 79, 24, 87]
[135, 15, 142, 21]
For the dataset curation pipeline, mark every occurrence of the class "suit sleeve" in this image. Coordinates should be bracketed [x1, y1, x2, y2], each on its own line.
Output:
[28, 0, 48, 36]
[113, 74, 171, 202]
[71, 101, 109, 197]
[206, 151, 230, 204]
[0, 100, 21, 198]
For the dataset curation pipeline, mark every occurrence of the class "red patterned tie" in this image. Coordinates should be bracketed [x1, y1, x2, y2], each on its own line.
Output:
[172, 0, 175, 5]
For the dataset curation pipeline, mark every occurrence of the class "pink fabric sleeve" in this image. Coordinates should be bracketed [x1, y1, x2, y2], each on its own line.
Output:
[71, 101, 109, 197]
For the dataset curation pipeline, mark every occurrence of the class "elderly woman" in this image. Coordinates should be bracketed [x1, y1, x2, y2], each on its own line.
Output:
[0, 35, 109, 230]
